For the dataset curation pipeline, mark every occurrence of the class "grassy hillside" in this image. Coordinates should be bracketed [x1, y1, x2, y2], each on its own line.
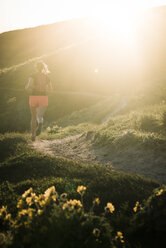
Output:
[0, 94, 166, 247]
[0, 18, 97, 69]
[0, 132, 163, 248]
[35, 96, 166, 185]
[1, 6, 166, 248]
[1, 6, 166, 92]
[1, 7, 166, 133]
[0, 132, 160, 209]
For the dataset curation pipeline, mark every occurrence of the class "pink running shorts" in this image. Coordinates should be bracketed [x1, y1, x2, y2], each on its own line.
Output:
[29, 96, 48, 107]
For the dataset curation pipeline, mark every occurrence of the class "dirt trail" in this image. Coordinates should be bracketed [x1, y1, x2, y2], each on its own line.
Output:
[32, 134, 98, 164]
[32, 133, 166, 185]
[32, 98, 128, 163]
[31, 98, 166, 184]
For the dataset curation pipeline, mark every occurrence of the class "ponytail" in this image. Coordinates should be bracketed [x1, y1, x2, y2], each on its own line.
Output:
[36, 61, 50, 75]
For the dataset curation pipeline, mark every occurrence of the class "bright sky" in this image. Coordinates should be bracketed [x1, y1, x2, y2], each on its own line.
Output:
[1, 0, 166, 34]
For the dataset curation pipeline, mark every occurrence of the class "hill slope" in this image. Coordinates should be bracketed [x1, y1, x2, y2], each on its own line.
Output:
[0, 132, 160, 211]
[1, 132, 165, 248]
[29, 96, 166, 184]
[1, 7, 166, 133]
[1, 7, 166, 248]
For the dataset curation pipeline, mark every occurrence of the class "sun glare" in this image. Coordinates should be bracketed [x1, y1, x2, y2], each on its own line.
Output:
[94, 3, 143, 46]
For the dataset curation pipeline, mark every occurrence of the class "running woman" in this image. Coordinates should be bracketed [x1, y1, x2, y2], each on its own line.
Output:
[25, 61, 52, 141]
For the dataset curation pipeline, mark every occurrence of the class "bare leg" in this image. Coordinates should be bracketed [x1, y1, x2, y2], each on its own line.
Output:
[30, 106, 37, 141]
[37, 106, 47, 125]
[36, 106, 47, 136]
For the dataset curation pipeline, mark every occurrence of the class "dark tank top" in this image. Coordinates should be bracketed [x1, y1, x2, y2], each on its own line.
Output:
[31, 73, 50, 96]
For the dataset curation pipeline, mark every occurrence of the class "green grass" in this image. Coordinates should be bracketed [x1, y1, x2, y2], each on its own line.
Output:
[0, 100, 165, 247]
[1, 15, 166, 246]
[37, 100, 166, 187]
[41, 101, 166, 150]
[0, 133, 160, 215]
[1, 98, 166, 248]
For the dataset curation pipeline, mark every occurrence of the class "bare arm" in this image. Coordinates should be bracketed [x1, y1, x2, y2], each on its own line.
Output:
[25, 77, 34, 90]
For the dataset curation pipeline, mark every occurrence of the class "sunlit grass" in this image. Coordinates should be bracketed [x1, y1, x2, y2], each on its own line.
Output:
[42, 100, 166, 143]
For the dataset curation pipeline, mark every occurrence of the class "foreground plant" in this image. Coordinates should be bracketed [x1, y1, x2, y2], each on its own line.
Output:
[129, 187, 166, 248]
[0, 185, 125, 248]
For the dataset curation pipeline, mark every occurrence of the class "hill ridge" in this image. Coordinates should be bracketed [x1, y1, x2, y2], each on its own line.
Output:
[0, 38, 92, 75]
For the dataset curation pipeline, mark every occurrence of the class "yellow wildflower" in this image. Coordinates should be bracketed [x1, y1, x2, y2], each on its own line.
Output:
[62, 199, 82, 210]
[17, 199, 24, 209]
[0, 206, 7, 212]
[37, 209, 43, 215]
[117, 231, 123, 239]
[4, 213, 11, 221]
[133, 201, 139, 213]
[18, 209, 28, 218]
[31, 193, 36, 198]
[27, 208, 35, 218]
[116, 231, 125, 243]
[93, 228, 100, 237]
[0, 206, 7, 217]
[105, 202, 115, 213]
[22, 188, 33, 199]
[93, 198, 100, 205]
[156, 189, 164, 196]
[52, 195, 57, 202]
[71, 199, 82, 207]
[44, 186, 56, 198]
[62, 203, 68, 210]
[39, 200, 46, 207]
[13, 220, 22, 229]
[36, 194, 45, 202]
[26, 197, 33, 206]
[47, 127, 51, 131]
[77, 185, 86, 194]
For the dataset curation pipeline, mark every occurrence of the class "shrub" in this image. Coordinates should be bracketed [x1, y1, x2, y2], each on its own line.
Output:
[137, 115, 159, 132]
[93, 130, 114, 146]
[113, 130, 140, 148]
[129, 186, 166, 248]
[0, 186, 125, 248]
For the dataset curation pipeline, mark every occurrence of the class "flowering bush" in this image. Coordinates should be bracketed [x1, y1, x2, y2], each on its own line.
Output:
[130, 187, 166, 248]
[0, 185, 125, 248]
